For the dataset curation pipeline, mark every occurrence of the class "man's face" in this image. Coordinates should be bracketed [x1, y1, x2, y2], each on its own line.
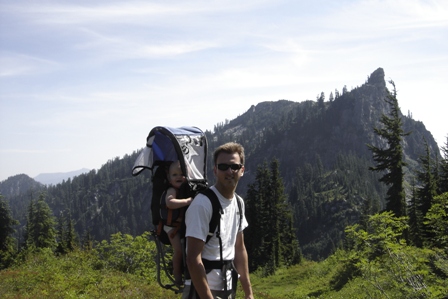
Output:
[213, 152, 244, 190]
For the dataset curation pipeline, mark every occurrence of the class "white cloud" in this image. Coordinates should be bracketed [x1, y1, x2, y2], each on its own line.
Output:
[1, 0, 447, 181]
[0, 52, 60, 77]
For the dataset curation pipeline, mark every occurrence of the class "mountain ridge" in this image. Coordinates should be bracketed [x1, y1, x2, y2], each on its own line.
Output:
[33, 168, 91, 185]
[1, 67, 442, 260]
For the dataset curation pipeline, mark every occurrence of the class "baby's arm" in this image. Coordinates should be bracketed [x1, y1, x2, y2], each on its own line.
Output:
[165, 187, 192, 209]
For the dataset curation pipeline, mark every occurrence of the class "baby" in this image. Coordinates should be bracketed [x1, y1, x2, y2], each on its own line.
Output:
[164, 161, 193, 285]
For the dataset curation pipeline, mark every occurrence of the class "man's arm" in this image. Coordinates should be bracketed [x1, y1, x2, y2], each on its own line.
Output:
[234, 232, 254, 299]
[186, 236, 213, 299]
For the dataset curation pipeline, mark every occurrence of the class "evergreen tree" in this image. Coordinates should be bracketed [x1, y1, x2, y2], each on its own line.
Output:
[56, 210, 77, 254]
[65, 214, 77, 252]
[416, 139, 438, 218]
[245, 159, 301, 274]
[367, 81, 409, 217]
[245, 161, 271, 272]
[408, 179, 423, 247]
[439, 136, 448, 194]
[82, 230, 93, 251]
[56, 212, 67, 254]
[0, 197, 19, 269]
[24, 193, 57, 250]
[317, 92, 325, 110]
[423, 193, 448, 249]
[329, 92, 334, 103]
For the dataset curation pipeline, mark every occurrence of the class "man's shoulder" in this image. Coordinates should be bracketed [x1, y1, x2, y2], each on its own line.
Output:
[190, 191, 213, 210]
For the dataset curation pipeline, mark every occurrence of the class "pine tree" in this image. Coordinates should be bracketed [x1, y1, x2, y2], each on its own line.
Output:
[367, 81, 409, 217]
[245, 161, 271, 272]
[245, 159, 301, 274]
[423, 193, 448, 249]
[0, 197, 19, 269]
[56, 212, 67, 254]
[56, 210, 77, 254]
[269, 159, 283, 269]
[408, 179, 423, 247]
[82, 230, 93, 251]
[65, 214, 77, 252]
[439, 136, 448, 194]
[416, 139, 438, 218]
[329, 92, 334, 103]
[24, 193, 57, 250]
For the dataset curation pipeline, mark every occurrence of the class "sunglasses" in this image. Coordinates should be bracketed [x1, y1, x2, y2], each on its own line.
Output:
[217, 163, 243, 171]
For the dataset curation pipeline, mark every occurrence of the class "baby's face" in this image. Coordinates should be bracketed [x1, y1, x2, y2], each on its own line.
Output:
[168, 163, 186, 189]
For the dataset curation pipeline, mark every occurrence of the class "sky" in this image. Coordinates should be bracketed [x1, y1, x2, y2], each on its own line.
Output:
[1, 0, 447, 182]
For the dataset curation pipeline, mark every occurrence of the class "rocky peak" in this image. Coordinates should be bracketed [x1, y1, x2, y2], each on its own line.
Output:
[367, 67, 386, 89]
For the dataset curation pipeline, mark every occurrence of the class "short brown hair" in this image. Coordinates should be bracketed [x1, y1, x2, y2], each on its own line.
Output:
[213, 142, 245, 165]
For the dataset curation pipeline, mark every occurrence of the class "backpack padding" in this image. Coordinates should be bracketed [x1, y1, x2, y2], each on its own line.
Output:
[151, 164, 170, 226]
[200, 188, 222, 243]
[159, 190, 182, 226]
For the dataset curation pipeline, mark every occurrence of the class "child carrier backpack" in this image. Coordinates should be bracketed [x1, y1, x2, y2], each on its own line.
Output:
[132, 126, 208, 292]
[133, 126, 208, 238]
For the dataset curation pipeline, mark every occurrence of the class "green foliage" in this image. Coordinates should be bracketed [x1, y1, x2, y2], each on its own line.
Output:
[408, 179, 424, 247]
[94, 232, 157, 281]
[24, 193, 57, 250]
[245, 159, 302, 274]
[416, 139, 438, 218]
[0, 197, 19, 269]
[56, 210, 78, 254]
[1, 227, 447, 298]
[345, 212, 448, 298]
[438, 137, 448, 194]
[367, 81, 409, 217]
[423, 192, 448, 249]
[289, 153, 385, 260]
[0, 246, 177, 299]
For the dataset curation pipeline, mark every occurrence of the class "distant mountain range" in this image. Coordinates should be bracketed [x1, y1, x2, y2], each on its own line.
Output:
[33, 168, 90, 185]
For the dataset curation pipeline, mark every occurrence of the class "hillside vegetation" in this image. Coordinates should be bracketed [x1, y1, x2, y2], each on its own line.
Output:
[1, 206, 447, 299]
[1, 68, 448, 298]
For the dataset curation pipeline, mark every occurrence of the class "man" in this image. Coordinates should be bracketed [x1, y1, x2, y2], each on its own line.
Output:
[183, 142, 254, 299]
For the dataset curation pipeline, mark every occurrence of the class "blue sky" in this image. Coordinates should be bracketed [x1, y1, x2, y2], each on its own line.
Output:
[1, 0, 447, 181]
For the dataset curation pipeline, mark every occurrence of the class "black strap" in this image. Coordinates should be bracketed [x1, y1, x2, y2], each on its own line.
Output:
[200, 188, 222, 243]
[199, 188, 243, 243]
[202, 259, 233, 270]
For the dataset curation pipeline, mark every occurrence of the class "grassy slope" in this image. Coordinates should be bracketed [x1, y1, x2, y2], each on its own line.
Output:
[0, 249, 178, 299]
[2, 248, 447, 299]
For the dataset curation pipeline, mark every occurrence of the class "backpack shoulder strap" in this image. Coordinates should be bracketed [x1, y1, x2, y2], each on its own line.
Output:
[235, 193, 243, 231]
[199, 189, 243, 243]
[200, 188, 222, 243]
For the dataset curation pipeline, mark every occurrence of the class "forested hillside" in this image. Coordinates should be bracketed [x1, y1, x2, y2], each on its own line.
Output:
[1, 67, 448, 298]
[0, 68, 443, 261]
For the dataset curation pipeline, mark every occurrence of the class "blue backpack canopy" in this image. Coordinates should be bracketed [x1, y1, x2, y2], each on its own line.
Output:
[132, 126, 208, 228]
[132, 126, 208, 182]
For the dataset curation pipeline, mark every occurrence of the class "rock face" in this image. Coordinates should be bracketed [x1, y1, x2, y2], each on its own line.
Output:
[216, 67, 439, 189]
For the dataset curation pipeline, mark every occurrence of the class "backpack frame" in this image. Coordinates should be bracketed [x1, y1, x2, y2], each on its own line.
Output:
[132, 126, 208, 292]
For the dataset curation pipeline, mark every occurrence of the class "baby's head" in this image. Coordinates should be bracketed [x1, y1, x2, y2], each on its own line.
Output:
[168, 161, 185, 189]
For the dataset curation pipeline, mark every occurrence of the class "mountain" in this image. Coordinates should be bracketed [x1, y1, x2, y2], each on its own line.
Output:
[34, 168, 90, 185]
[209, 68, 438, 191]
[2, 68, 442, 260]
[0, 174, 43, 197]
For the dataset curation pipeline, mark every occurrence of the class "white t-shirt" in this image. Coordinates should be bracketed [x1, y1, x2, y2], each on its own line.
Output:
[184, 186, 248, 290]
